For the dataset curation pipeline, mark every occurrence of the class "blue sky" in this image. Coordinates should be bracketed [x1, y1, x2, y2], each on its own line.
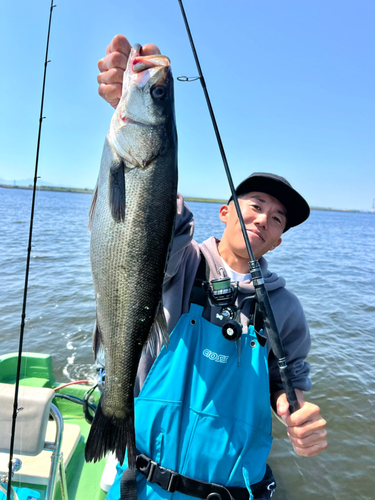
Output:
[1, 0, 374, 211]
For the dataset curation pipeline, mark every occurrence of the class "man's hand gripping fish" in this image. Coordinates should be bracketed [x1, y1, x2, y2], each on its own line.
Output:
[85, 44, 177, 467]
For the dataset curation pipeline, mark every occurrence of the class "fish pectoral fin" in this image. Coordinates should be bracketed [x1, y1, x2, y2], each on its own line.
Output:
[88, 181, 98, 231]
[109, 157, 126, 222]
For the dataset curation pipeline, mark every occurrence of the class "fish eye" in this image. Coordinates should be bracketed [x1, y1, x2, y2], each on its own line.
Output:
[151, 86, 166, 100]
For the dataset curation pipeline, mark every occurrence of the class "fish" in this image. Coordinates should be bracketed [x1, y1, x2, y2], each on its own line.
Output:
[85, 44, 178, 467]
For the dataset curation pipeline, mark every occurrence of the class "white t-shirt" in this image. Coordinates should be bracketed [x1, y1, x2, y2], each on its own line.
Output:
[221, 259, 251, 283]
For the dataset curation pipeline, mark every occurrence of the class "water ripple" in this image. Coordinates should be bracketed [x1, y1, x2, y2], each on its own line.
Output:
[1, 189, 375, 499]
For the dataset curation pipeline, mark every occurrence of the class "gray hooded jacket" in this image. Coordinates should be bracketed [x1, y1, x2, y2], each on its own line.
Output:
[135, 194, 312, 397]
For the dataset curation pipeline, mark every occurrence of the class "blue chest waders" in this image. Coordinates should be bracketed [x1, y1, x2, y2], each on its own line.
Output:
[108, 303, 272, 500]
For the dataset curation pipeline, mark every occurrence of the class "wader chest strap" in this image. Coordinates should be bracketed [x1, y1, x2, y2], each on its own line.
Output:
[189, 252, 208, 307]
[136, 454, 250, 500]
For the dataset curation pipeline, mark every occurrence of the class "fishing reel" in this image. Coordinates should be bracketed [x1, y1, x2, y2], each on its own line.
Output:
[203, 273, 243, 342]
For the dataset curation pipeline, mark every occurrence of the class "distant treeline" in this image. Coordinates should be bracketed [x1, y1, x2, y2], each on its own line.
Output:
[0, 184, 372, 213]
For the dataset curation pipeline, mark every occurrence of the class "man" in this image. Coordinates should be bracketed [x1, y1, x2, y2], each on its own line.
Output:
[98, 35, 328, 500]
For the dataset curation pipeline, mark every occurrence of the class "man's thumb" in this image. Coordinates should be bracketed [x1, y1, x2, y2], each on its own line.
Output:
[276, 393, 290, 417]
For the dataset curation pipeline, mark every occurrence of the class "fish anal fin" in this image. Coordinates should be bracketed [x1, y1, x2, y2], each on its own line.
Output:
[93, 319, 103, 359]
[143, 301, 169, 358]
[155, 301, 169, 348]
[109, 157, 126, 222]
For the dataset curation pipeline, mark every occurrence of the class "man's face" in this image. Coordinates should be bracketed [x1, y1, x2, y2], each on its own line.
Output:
[219, 191, 287, 265]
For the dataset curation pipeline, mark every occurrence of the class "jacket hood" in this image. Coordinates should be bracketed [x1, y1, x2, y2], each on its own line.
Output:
[199, 236, 286, 294]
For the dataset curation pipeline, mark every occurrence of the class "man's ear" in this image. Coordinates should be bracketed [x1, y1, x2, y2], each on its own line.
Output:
[271, 238, 282, 251]
[219, 204, 229, 223]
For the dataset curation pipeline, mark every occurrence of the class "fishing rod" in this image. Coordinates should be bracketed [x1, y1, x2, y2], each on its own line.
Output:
[177, 0, 300, 414]
[6, 2, 56, 499]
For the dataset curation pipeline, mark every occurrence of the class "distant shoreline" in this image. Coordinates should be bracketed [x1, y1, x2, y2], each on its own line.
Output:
[0, 184, 93, 194]
[1, 183, 373, 214]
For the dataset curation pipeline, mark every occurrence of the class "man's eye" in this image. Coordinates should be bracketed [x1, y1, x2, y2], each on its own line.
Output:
[273, 216, 282, 224]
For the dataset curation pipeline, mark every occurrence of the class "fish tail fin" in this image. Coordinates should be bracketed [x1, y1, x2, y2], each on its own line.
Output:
[85, 399, 137, 468]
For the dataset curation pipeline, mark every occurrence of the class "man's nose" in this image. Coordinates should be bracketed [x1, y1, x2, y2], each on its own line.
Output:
[254, 213, 268, 228]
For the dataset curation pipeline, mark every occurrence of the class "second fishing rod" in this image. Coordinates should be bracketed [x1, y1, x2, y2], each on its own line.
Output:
[177, 0, 300, 414]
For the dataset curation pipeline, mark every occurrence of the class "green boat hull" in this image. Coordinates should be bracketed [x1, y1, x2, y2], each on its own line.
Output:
[0, 353, 108, 500]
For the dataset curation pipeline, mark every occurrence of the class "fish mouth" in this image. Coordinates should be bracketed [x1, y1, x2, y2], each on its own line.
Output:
[128, 44, 171, 89]
[119, 114, 147, 126]
[133, 56, 170, 73]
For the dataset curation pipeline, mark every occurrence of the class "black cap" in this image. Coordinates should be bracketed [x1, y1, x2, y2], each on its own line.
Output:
[228, 172, 310, 232]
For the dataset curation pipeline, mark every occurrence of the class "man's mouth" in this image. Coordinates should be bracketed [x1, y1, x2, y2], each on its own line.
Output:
[246, 229, 265, 242]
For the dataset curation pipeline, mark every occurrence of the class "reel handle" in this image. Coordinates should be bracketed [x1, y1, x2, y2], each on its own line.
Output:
[222, 320, 242, 342]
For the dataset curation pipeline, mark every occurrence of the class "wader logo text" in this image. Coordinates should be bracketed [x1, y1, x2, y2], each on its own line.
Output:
[203, 349, 229, 364]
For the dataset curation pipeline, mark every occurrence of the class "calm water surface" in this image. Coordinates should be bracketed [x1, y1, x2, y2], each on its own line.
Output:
[1, 187, 374, 499]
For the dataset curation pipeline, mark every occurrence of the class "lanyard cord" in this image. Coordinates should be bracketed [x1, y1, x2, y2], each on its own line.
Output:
[177, 0, 299, 414]
[6, 3, 56, 498]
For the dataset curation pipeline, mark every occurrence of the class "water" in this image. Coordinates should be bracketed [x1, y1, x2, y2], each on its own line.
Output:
[1, 187, 374, 499]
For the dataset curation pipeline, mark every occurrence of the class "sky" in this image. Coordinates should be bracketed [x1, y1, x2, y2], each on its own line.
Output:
[0, 0, 374, 211]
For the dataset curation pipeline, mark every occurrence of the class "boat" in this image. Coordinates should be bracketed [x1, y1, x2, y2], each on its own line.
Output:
[0, 352, 115, 500]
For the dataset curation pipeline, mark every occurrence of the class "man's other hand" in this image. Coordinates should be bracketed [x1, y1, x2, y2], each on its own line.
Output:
[276, 389, 328, 457]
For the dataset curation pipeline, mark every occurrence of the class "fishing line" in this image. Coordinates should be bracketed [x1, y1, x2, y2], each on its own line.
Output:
[6, 2, 56, 499]
[177, 0, 300, 414]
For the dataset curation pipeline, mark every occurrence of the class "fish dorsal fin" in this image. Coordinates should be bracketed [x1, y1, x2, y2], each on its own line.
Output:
[88, 182, 98, 231]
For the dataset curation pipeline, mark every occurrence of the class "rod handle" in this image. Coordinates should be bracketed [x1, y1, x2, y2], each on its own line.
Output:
[279, 365, 300, 414]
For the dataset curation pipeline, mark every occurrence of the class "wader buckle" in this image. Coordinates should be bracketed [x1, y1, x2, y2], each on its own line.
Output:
[136, 454, 179, 492]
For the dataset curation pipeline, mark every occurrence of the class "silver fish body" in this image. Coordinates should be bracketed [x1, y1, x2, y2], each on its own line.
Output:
[85, 45, 177, 465]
